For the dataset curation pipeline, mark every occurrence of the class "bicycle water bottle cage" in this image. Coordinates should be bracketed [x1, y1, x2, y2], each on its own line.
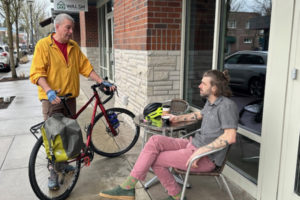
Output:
[107, 111, 120, 129]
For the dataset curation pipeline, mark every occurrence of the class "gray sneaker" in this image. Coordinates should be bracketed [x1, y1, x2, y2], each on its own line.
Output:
[48, 169, 59, 190]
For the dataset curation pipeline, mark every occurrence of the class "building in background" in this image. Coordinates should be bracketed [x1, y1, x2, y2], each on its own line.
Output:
[0, 27, 27, 49]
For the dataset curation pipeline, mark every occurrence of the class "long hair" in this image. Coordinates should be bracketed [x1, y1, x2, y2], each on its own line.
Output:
[203, 70, 232, 97]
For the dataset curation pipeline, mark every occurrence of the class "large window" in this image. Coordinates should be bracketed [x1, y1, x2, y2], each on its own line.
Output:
[218, 0, 271, 184]
[183, 0, 216, 109]
[184, 0, 272, 184]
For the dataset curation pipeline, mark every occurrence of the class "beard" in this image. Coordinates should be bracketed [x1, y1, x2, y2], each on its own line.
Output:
[200, 88, 212, 98]
[200, 93, 209, 98]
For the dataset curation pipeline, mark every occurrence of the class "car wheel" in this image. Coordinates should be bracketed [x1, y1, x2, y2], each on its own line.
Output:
[15, 58, 19, 68]
[249, 78, 265, 98]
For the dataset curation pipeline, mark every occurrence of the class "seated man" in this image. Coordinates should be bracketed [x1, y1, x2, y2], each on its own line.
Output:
[99, 70, 239, 200]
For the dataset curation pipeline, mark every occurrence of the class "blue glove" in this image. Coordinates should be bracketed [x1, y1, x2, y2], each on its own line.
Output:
[102, 81, 112, 87]
[47, 90, 57, 103]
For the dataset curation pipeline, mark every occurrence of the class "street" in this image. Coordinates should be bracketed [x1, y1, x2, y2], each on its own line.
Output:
[0, 55, 32, 80]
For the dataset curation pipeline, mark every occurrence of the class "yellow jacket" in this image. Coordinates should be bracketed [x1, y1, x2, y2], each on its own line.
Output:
[30, 34, 93, 100]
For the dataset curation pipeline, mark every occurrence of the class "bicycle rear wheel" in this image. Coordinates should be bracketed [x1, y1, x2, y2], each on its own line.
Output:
[89, 108, 140, 157]
[28, 136, 81, 200]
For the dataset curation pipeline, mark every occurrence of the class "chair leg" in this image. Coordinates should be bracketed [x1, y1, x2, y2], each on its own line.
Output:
[214, 176, 222, 189]
[220, 174, 235, 200]
[180, 171, 191, 200]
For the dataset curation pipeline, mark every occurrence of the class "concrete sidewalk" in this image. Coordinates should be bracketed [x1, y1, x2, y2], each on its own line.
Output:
[0, 58, 255, 200]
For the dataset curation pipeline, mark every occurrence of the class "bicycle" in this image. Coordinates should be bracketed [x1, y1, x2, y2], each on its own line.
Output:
[28, 82, 140, 200]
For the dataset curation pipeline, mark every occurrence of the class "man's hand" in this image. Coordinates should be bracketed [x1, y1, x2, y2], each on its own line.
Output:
[186, 128, 236, 168]
[46, 90, 61, 104]
[186, 148, 205, 168]
[163, 114, 177, 122]
[101, 81, 116, 92]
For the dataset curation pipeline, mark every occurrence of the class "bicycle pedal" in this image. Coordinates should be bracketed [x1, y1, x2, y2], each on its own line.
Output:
[83, 156, 91, 167]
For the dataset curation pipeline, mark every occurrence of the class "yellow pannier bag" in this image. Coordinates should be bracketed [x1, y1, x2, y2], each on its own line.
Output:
[41, 113, 84, 162]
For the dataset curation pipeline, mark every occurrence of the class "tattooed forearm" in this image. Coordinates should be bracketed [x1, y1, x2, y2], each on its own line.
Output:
[204, 138, 229, 150]
[174, 112, 202, 122]
[205, 143, 216, 150]
[221, 139, 229, 146]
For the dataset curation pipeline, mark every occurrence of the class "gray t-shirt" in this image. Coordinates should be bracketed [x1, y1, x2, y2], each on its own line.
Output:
[192, 96, 239, 166]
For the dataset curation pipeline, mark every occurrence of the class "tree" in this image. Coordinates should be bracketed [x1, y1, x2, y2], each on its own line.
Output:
[230, 0, 247, 12]
[252, 0, 272, 16]
[12, 0, 21, 59]
[19, 2, 30, 51]
[19, 0, 51, 51]
[0, 0, 16, 78]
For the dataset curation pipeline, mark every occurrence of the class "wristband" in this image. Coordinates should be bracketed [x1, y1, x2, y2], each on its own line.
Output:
[46, 90, 57, 103]
[102, 81, 112, 87]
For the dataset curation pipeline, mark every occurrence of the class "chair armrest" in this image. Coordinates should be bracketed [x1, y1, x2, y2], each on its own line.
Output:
[179, 129, 199, 139]
[186, 146, 227, 173]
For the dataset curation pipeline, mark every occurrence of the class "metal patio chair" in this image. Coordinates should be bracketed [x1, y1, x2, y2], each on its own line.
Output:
[163, 98, 190, 115]
[173, 145, 235, 200]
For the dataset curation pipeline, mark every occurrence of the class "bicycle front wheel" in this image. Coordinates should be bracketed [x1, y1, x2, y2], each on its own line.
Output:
[89, 108, 140, 157]
[28, 136, 81, 200]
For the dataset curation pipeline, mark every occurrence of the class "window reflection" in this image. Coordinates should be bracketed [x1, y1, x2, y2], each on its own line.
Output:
[219, 0, 271, 183]
[183, 0, 216, 109]
[228, 134, 260, 184]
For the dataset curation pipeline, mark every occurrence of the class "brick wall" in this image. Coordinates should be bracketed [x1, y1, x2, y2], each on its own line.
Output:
[73, 21, 81, 44]
[79, 7, 99, 71]
[227, 12, 261, 53]
[79, 11, 86, 47]
[80, 7, 99, 47]
[114, 49, 181, 115]
[114, 0, 182, 50]
[113, 0, 184, 114]
[189, 0, 215, 50]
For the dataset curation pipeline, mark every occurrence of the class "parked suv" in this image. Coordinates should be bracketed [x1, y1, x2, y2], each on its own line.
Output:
[0, 45, 19, 72]
[224, 50, 268, 97]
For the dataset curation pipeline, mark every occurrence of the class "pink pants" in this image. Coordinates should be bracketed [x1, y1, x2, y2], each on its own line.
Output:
[130, 135, 216, 196]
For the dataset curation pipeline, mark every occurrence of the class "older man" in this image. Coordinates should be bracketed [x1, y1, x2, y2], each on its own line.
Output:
[30, 13, 113, 190]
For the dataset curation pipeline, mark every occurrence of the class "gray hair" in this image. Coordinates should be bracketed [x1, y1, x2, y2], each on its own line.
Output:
[54, 13, 74, 29]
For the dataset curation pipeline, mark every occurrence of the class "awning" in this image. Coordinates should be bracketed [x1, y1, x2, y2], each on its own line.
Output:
[39, 17, 53, 27]
[226, 36, 236, 43]
[39, 10, 79, 27]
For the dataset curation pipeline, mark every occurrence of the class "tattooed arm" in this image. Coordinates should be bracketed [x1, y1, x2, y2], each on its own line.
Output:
[186, 128, 236, 168]
[166, 112, 202, 123]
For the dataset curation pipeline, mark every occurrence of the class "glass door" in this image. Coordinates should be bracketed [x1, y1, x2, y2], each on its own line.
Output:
[98, 0, 114, 81]
[106, 14, 114, 81]
[218, 0, 272, 184]
[279, 0, 300, 198]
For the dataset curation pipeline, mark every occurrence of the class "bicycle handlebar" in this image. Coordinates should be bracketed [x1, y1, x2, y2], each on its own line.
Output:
[58, 82, 116, 109]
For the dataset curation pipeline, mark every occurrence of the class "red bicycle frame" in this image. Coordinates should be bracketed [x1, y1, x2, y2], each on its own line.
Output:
[68, 86, 118, 148]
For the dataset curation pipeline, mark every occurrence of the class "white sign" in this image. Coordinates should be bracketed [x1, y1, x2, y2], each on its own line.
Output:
[54, 0, 88, 12]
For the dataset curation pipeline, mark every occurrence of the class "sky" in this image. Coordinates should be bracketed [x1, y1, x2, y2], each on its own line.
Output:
[231, 0, 271, 14]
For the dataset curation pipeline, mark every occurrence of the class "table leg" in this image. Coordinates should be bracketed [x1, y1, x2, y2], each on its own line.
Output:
[144, 176, 159, 189]
[144, 170, 191, 190]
